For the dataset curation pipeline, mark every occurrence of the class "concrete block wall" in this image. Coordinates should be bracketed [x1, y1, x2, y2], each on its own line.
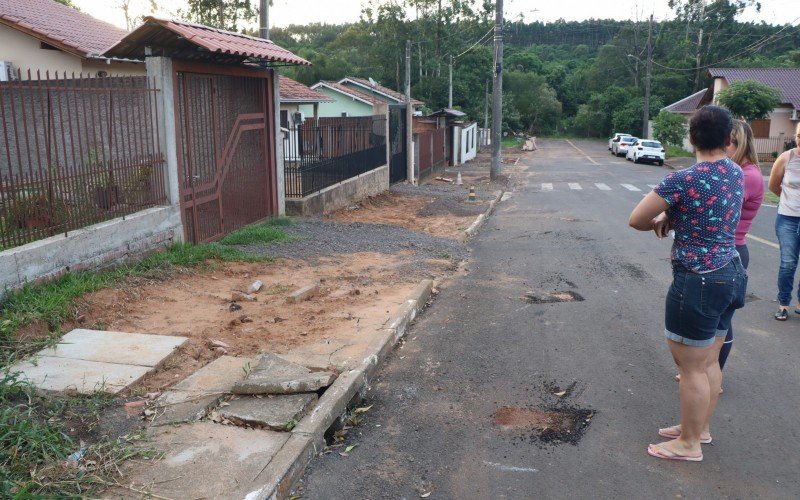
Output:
[0, 206, 182, 299]
[285, 165, 389, 216]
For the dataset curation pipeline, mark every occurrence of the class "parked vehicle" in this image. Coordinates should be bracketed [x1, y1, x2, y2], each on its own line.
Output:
[608, 133, 632, 150]
[626, 139, 665, 165]
[613, 136, 638, 156]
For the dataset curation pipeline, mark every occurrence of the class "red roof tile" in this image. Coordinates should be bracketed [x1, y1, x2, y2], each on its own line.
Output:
[313, 81, 383, 105]
[664, 89, 709, 114]
[0, 0, 128, 57]
[279, 75, 332, 102]
[103, 17, 309, 66]
[340, 77, 424, 106]
[709, 68, 800, 110]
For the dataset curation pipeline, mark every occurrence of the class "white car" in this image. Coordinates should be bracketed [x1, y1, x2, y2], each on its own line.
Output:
[613, 136, 638, 157]
[626, 139, 665, 166]
[608, 133, 632, 150]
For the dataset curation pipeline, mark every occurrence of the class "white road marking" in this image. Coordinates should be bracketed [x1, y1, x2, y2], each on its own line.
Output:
[483, 461, 538, 473]
[564, 139, 599, 165]
[541, 183, 553, 191]
[568, 183, 582, 190]
[595, 183, 611, 190]
[747, 234, 779, 249]
[648, 184, 658, 189]
[621, 184, 641, 191]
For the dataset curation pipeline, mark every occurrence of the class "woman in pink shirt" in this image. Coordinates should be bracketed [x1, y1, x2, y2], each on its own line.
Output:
[721, 120, 763, 367]
[672, 120, 763, 388]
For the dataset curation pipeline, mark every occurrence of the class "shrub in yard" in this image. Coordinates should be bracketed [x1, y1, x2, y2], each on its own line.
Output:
[653, 110, 688, 148]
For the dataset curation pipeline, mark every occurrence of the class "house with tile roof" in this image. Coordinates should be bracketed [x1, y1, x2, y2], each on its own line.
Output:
[0, 0, 142, 78]
[309, 77, 424, 118]
[278, 75, 332, 127]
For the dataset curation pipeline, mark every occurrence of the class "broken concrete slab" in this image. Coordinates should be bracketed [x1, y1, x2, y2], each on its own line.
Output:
[286, 282, 319, 303]
[219, 393, 317, 431]
[151, 356, 253, 426]
[36, 329, 187, 367]
[10, 357, 151, 394]
[9, 329, 188, 395]
[113, 422, 288, 500]
[232, 353, 336, 395]
[233, 372, 336, 395]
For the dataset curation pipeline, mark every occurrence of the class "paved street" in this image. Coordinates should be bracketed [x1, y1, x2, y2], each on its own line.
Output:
[298, 138, 800, 499]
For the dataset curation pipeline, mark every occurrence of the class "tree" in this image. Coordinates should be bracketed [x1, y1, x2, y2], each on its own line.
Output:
[716, 80, 782, 121]
[54, 0, 79, 9]
[181, 0, 257, 32]
[653, 110, 688, 147]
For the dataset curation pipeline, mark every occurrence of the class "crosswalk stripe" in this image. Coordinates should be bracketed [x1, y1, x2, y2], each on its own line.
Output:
[621, 184, 641, 191]
[595, 183, 611, 190]
[568, 183, 582, 190]
[541, 183, 553, 191]
[648, 184, 658, 189]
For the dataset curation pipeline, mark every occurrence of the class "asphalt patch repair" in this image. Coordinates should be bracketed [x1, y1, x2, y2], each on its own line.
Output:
[492, 406, 595, 445]
[524, 290, 585, 304]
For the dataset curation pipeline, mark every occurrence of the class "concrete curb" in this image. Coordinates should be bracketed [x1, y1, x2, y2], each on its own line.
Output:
[247, 279, 434, 499]
[464, 188, 505, 238]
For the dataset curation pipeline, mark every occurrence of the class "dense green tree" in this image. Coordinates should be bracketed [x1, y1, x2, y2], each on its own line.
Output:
[653, 110, 689, 147]
[716, 80, 782, 121]
[181, 0, 257, 32]
[504, 71, 562, 134]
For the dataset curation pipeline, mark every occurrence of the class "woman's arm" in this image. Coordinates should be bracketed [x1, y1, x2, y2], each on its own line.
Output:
[629, 191, 670, 232]
[768, 152, 788, 196]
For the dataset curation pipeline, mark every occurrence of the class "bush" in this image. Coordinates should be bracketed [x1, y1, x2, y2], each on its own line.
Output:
[653, 110, 688, 148]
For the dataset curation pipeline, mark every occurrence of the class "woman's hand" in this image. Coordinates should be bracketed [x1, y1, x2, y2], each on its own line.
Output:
[652, 212, 671, 238]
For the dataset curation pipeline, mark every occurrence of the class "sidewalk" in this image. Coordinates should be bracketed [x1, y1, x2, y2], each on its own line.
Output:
[75, 158, 512, 499]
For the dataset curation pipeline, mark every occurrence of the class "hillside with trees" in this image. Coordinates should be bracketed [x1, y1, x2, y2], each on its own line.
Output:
[262, 0, 800, 137]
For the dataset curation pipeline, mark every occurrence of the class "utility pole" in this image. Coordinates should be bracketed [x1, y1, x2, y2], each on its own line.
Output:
[448, 55, 453, 108]
[484, 79, 489, 131]
[694, 0, 706, 91]
[259, 0, 269, 39]
[643, 14, 653, 139]
[491, 0, 504, 180]
[405, 40, 414, 184]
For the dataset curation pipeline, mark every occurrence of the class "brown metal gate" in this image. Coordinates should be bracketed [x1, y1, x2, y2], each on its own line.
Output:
[173, 62, 277, 243]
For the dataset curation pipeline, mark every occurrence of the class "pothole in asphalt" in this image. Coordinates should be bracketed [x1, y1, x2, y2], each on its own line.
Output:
[492, 406, 595, 445]
[524, 290, 584, 304]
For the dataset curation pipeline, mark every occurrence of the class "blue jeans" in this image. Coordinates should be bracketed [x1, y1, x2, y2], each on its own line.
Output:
[775, 214, 800, 306]
[665, 258, 747, 347]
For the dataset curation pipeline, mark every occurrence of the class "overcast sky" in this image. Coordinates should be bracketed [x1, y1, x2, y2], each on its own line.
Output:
[74, 0, 797, 31]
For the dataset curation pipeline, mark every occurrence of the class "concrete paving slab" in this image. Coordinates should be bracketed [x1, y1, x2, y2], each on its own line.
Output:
[38, 329, 187, 367]
[113, 422, 289, 500]
[11, 357, 151, 394]
[219, 393, 318, 431]
[233, 371, 336, 395]
[150, 356, 253, 426]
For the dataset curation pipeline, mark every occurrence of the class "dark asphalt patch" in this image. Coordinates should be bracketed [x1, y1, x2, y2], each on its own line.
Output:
[524, 290, 585, 304]
[491, 406, 595, 445]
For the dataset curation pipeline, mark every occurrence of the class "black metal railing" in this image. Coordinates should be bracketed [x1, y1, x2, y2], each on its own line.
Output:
[283, 115, 387, 197]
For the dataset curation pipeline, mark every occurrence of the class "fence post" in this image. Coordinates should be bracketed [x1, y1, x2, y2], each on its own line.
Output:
[145, 57, 181, 214]
[272, 71, 285, 215]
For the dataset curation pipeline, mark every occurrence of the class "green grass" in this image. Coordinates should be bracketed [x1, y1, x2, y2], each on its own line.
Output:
[666, 145, 694, 158]
[501, 136, 524, 148]
[0, 370, 155, 497]
[0, 242, 266, 364]
[218, 217, 293, 246]
[763, 190, 780, 205]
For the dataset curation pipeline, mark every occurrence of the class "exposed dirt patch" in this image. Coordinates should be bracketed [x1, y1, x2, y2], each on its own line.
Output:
[524, 290, 585, 304]
[60, 253, 420, 394]
[328, 191, 480, 240]
[492, 406, 595, 445]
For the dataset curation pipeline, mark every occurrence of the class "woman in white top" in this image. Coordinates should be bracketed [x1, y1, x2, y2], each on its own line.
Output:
[768, 122, 800, 320]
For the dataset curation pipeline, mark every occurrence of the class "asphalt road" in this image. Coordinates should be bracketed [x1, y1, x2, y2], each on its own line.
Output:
[297, 139, 800, 499]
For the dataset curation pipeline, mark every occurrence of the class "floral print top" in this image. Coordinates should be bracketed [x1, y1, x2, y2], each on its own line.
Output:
[654, 158, 744, 273]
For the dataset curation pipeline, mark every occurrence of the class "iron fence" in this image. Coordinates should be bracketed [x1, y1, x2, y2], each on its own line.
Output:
[284, 115, 386, 197]
[0, 71, 166, 249]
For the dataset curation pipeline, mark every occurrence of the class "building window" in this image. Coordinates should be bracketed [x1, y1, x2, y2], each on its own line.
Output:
[751, 119, 770, 138]
[341, 112, 349, 117]
[280, 110, 289, 129]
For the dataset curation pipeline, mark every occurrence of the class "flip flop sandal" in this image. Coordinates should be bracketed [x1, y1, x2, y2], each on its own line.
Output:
[775, 309, 789, 321]
[658, 427, 712, 444]
[647, 443, 703, 462]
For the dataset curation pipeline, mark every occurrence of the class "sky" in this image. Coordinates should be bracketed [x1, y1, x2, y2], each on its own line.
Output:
[74, 0, 796, 31]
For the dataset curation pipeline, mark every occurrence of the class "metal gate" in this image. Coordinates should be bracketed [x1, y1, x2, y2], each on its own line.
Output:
[389, 105, 407, 184]
[174, 62, 277, 243]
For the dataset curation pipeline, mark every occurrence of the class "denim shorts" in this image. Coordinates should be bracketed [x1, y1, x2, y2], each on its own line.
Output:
[664, 258, 747, 347]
